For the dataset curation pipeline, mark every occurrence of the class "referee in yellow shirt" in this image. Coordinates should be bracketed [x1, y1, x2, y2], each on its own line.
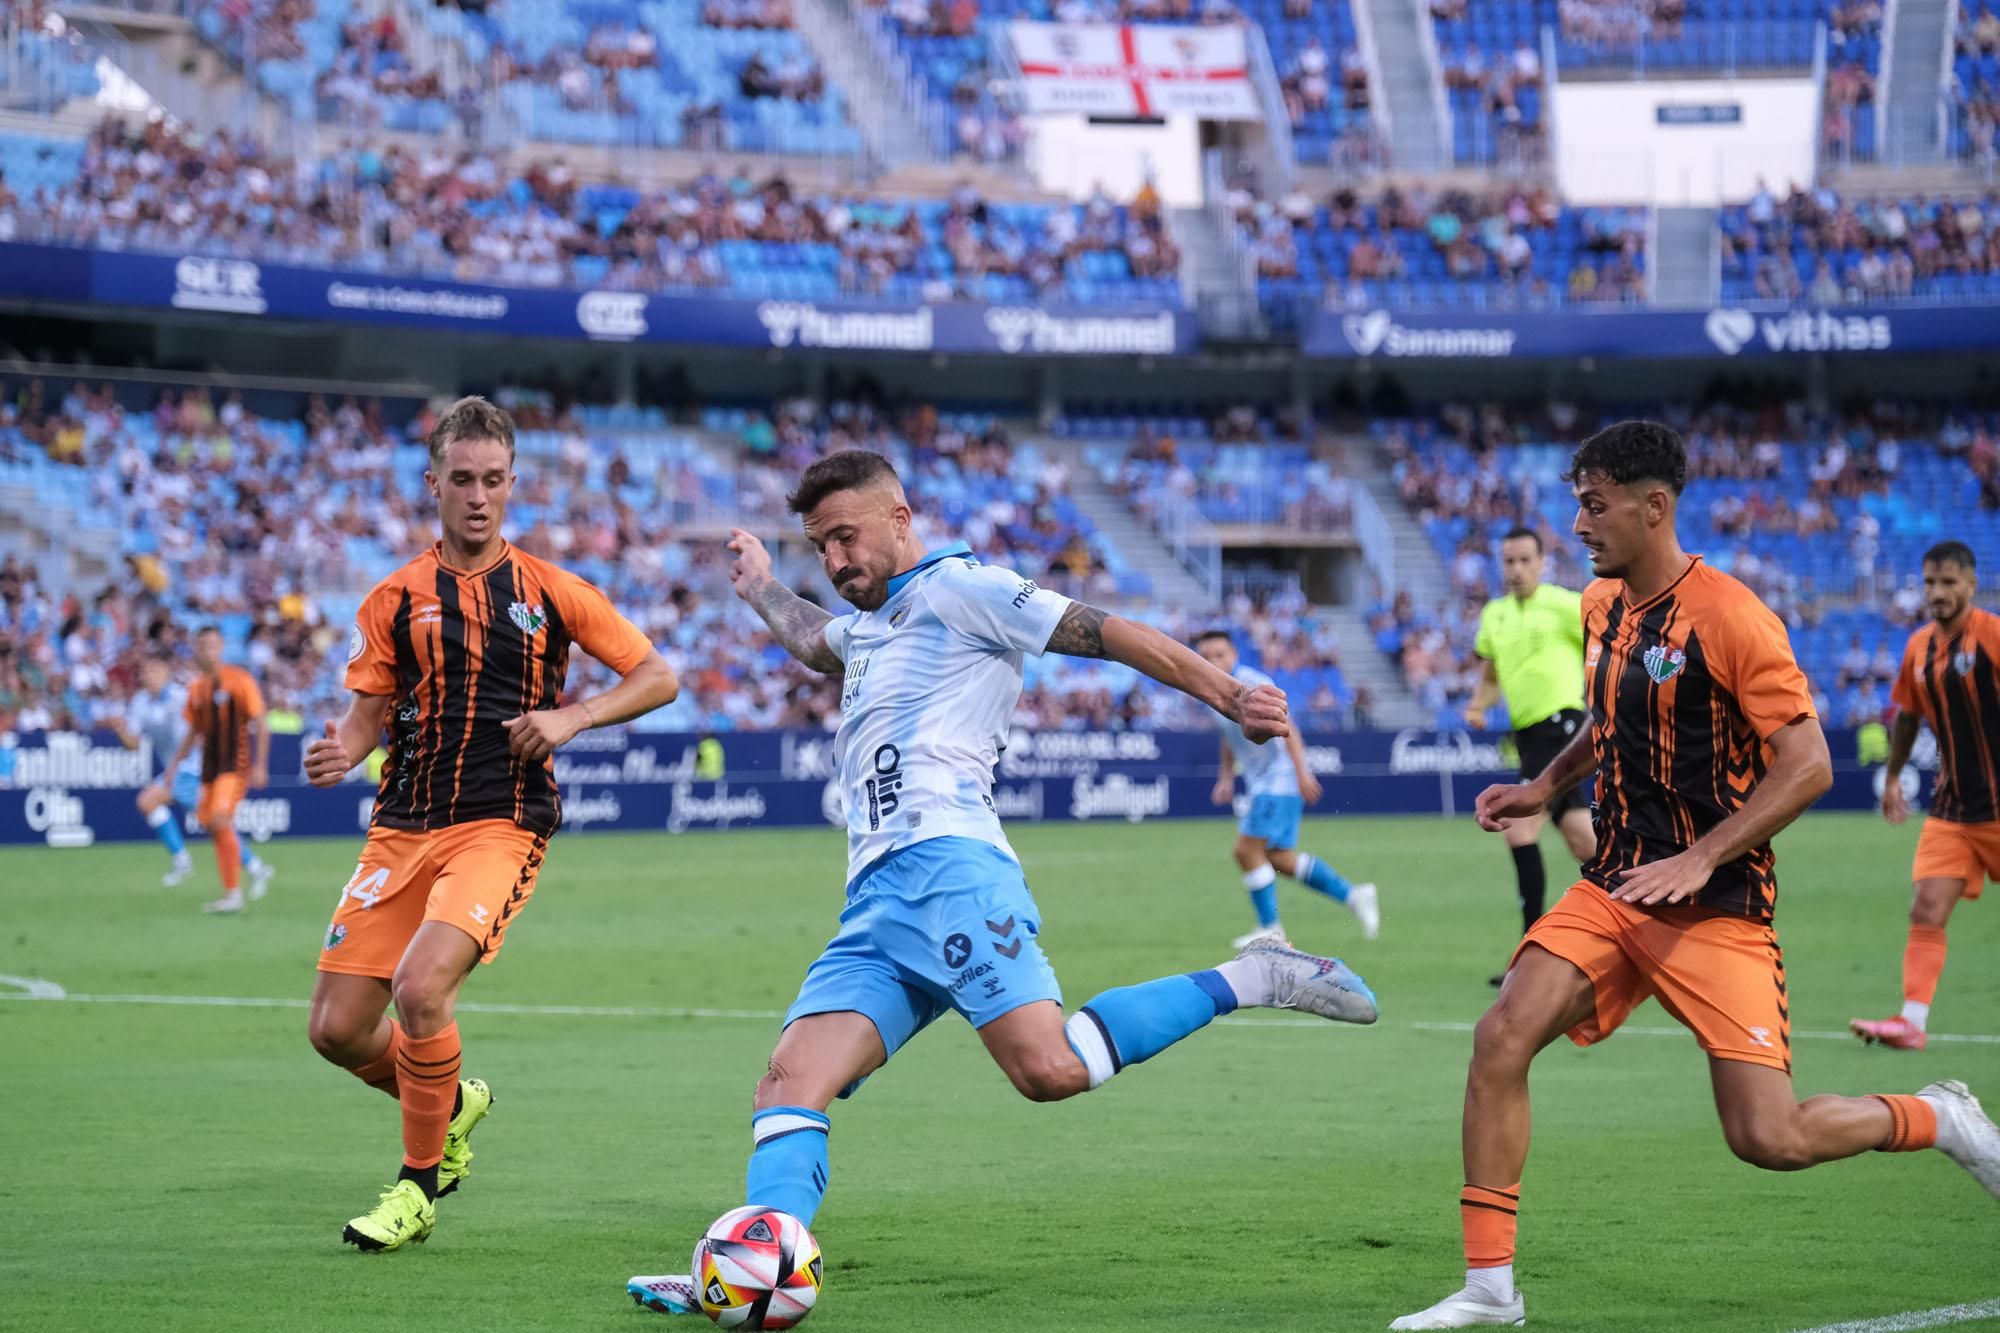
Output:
[1464, 527, 1597, 985]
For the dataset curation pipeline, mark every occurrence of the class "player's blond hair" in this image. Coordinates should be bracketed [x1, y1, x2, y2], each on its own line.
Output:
[427, 395, 517, 467]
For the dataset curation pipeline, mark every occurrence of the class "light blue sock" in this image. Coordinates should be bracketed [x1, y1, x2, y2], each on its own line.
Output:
[1295, 852, 1351, 904]
[147, 806, 187, 857]
[241, 840, 257, 868]
[1244, 863, 1280, 926]
[1064, 972, 1236, 1087]
[744, 1106, 830, 1227]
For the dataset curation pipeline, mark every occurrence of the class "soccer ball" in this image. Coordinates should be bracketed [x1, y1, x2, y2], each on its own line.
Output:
[692, 1205, 824, 1330]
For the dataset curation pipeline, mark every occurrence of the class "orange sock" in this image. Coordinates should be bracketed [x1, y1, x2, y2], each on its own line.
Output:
[348, 1020, 404, 1099]
[212, 824, 242, 892]
[1874, 1094, 1939, 1152]
[396, 1023, 462, 1169]
[1461, 1183, 1520, 1267]
[1902, 925, 1948, 1006]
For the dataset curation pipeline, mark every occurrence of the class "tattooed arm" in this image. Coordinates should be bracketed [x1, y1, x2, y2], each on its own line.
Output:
[1046, 602, 1291, 742]
[727, 528, 843, 675]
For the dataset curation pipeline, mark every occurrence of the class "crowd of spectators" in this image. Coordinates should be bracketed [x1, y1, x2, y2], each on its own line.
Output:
[1723, 180, 2000, 303]
[1230, 179, 1645, 309]
[1821, 0, 1882, 160]
[1955, 2, 2000, 161]
[0, 378, 1222, 736]
[2, 119, 1177, 303]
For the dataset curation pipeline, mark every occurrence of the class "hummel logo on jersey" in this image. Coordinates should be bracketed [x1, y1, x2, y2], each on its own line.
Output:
[1642, 644, 1687, 684]
[469, 903, 491, 926]
[508, 601, 547, 635]
[415, 605, 442, 626]
[1748, 1026, 1774, 1048]
[1586, 642, 1604, 668]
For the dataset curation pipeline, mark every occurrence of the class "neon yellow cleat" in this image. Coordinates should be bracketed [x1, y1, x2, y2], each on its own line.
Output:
[438, 1077, 493, 1199]
[341, 1179, 435, 1252]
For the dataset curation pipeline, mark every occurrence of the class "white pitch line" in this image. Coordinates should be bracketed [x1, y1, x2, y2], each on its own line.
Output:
[1790, 1298, 2000, 1333]
[2, 986, 1998, 1045]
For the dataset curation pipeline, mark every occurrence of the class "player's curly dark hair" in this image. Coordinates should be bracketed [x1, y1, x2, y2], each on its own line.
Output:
[1564, 420, 1687, 496]
[787, 449, 901, 515]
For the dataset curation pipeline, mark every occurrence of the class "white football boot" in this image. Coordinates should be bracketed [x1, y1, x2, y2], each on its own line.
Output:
[1921, 1080, 2000, 1199]
[1390, 1287, 1526, 1329]
[628, 1275, 700, 1315]
[1237, 938, 1378, 1024]
[1231, 923, 1289, 949]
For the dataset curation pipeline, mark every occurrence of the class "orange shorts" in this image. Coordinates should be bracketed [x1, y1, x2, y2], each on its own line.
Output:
[316, 819, 548, 979]
[196, 774, 247, 828]
[1514, 882, 1791, 1073]
[1912, 818, 1997, 898]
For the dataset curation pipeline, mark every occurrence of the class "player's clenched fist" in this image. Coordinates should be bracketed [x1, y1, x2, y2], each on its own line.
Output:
[1474, 780, 1546, 832]
[304, 720, 353, 788]
[726, 528, 773, 599]
[1235, 681, 1291, 743]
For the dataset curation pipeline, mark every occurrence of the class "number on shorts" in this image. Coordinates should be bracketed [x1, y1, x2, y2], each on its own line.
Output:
[339, 865, 390, 911]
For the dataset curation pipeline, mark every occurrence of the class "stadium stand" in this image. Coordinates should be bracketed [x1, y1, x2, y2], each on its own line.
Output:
[0, 1, 100, 115]
[1230, 181, 1647, 327]
[1375, 400, 2000, 726]
[1719, 184, 2000, 303]
[863, 0, 1376, 166]
[1954, 0, 2000, 159]
[0, 121, 1182, 305]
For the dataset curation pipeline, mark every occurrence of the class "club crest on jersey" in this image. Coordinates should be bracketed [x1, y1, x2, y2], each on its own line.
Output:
[347, 624, 367, 662]
[1955, 649, 1977, 676]
[508, 601, 547, 636]
[889, 603, 912, 630]
[324, 922, 347, 951]
[1642, 643, 1687, 684]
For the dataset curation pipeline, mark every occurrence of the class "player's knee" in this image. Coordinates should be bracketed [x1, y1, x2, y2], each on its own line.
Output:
[1909, 895, 1952, 927]
[388, 973, 453, 1037]
[1232, 840, 1261, 871]
[1722, 1118, 1813, 1171]
[1004, 1050, 1087, 1103]
[307, 1007, 372, 1064]
[1470, 1005, 1536, 1075]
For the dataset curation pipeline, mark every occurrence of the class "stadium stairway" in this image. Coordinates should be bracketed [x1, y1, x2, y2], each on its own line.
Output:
[1311, 601, 1425, 727]
[1652, 206, 1720, 307]
[798, 0, 937, 169]
[1045, 440, 1224, 612]
[1358, 0, 1450, 174]
[54, 2, 294, 147]
[1880, 0, 1954, 163]
[1174, 205, 1264, 337]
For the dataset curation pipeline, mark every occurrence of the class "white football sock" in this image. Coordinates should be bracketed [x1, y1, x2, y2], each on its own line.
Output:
[1901, 1000, 1930, 1031]
[1465, 1264, 1515, 1304]
[1213, 955, 1274, 1008]
[145, 806, 171, 829]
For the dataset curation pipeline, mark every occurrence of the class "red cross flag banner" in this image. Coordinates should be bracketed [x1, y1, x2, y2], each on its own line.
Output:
[1006, 22, 1263, 120]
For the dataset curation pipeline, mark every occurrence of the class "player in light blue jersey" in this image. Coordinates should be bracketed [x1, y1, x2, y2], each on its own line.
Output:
[1194, 630, 1379, 948]
[627, 450, 1379, 1317]
[110, 654, 269, 892]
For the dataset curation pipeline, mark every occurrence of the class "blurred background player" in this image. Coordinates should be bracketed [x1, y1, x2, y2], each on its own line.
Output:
[161, 626, 273, 914]
[628, 451, 1377, 1317]
[1194, 628, 1378, 948]
[1394, 422, 2000, 1332]
[1463, 527, 1597, 985]
[110, 653, 199, 886]
[303, 396, 678, 1254]
[1852, 541, 1999, 1052]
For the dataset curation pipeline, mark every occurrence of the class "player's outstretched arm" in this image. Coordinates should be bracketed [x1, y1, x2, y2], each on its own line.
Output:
[1046, 603, 1289, 741]
[727, 528, 842, 674]
[1610, 716, 1833, 906]
[305, 692, 393, 787]
[505, 653, 680, 762]
[1475, 721, 1596, 831]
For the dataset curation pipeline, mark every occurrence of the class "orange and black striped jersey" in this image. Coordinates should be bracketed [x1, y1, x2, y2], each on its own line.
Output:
[1579, 557, 1817, 920]
[346, 540, 653, 837]
[1891, 607, 2000, 825]
[185, 664, 265, 782]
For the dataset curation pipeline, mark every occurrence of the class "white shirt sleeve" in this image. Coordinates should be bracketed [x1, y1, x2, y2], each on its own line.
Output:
[822, 614, 856, 664]
[928, 563, 1073, 656]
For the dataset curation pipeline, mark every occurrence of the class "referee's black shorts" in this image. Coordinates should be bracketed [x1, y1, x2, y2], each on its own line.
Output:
[1515, 708, 1591, 817]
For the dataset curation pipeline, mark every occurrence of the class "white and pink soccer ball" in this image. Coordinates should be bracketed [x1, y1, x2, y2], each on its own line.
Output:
[692, 1206, 824, 1330]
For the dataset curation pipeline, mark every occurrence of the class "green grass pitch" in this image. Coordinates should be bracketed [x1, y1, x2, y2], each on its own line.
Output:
[3, 813, 1998, 1332]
